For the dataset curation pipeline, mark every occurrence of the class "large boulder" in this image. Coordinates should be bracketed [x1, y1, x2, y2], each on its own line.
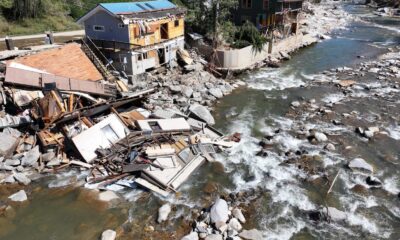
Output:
[21, 146, 41, 167]
[232, 208, 246, 223]
[210, 198, 229, 224]
[209, 88, 223, 99]
[8, 190, 28, 202]
[181, 232, 199, 240]
[13, 172, 31, 185]
[157, 203, 171, 223]
[348, 158, 373, 173]
[101, 229, 116, 240]
[228, 218, 242, 231]
[314, 132, 328, 142]
[188, 104, 215, 125]
[239, 229, 263, 240]
[322, 207, 346, 221]
[205, 234, 223, 240]
[0, 132, 19, 158]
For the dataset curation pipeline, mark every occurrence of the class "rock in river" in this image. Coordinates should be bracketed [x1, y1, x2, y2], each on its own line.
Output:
[181, 231, 199, 240]
[348, 158, 373, 173]
[157, 203, 171, 223]
[239, 229, 263, 240]
[21, 146, 40, 167]
[8, 190, 28, 202]
[322, 207, 347, 221]
[13, 172, 31, 185]
[205, 234, 223, 240]
[209, 88, 224, 99]
[232, 208, 246, 223]
[101, 229, 116, 240]
[228, 218, 242, 231]
[314, 132, 328, 142]
[189, 104, 215, 125]
[210, 198, 229, 224]
[366, 176, 382, 188]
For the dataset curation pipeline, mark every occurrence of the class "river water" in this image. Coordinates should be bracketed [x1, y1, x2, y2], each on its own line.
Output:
[1, 4, 399, 240]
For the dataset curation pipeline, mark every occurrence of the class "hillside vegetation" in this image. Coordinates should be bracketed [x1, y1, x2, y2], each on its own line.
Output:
[0, 0, 181, 37]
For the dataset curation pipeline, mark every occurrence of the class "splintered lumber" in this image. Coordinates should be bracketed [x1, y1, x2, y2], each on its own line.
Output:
[327, 170, 341, 195]
[69, 94, 74, 112]
[135, 178, 170, 197]
[70, 160, 93, 169]
[122, 163, 150, 173]
[51, 90, 66, 112]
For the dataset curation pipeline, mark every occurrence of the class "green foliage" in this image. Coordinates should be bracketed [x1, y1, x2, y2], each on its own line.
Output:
[233, 21, 267, 53]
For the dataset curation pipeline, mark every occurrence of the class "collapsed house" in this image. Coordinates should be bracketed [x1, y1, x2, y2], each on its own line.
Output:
[0, 30, 239, 195]
[77, 0, 186, 77]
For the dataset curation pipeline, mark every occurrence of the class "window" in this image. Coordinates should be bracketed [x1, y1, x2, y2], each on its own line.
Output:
[242, 0, 252, 8]
[263, 0, 269, 9]
[174, 20, 180, 27]
[118, 23, 125, 28]
[101, 125, 119, 143]
[93, 25, 105, 32]
[148, 121, 161, 131]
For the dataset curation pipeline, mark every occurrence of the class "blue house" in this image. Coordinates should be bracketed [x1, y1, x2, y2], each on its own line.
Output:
[77, 0, 186, 76]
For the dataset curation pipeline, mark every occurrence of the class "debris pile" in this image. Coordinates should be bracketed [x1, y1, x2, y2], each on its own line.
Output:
[0, 43, 241, 197]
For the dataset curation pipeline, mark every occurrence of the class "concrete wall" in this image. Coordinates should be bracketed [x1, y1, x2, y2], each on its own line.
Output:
[84, 10, 130, 43]
[213, 33, 317, 70]
[213, 42, 270, 69]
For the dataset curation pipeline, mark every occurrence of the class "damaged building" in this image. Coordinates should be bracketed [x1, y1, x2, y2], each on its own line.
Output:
[235, 0, 304, 35]
[77, 0, 186, 77]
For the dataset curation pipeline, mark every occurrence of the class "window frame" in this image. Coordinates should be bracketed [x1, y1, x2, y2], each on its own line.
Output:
[242, 0, 252, 9]
[93, 25, 105, 32]
[263, 0, 269, 10]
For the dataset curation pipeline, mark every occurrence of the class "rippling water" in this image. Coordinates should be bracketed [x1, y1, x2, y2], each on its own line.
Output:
[2, 4, 399, 240]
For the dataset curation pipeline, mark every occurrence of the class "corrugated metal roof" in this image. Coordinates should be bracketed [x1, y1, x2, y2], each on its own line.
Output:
[100, 0, 177, 15]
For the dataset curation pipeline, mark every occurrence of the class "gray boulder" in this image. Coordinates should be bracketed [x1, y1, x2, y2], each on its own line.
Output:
[101, 229, 116, 240]
[0, 132, 19, 158]
[205, 234, 223, 240]
[239, 229, 263, 240]
[13, 172, 31, 185]
[322, 207, 346, 221]
[189, 104, 215, 125]
[209, 88, 223, 99]
[21, 146, 40, 167]
[181, 232, 199, 240]
[314, 132, 328, 142]
[169, 85, 182, 94]
[228, 218, 242, 231]
[8, 190, 28, 202]
[348, 158, 373, 173]
[157, 203, 171, 223]
[182, 86, 194, 98]
[4, 159, 20, 166]
[232, 208, 246, 223]
[210, 198, 229, 224]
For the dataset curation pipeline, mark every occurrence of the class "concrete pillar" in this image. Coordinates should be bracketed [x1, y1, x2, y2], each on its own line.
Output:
[5, 36, 14, 50]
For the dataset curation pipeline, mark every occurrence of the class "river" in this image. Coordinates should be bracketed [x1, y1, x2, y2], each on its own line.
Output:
[1, 4, 399, 240]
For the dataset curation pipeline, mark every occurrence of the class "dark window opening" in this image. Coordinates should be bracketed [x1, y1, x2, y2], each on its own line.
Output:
[242, 0, 252, 8]
[174, 20, 179, 27]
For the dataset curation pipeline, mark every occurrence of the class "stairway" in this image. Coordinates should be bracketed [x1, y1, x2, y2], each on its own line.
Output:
[81, 38, 117, 82]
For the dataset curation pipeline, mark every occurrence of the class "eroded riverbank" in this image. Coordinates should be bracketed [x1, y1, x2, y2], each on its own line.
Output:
[0, 3, 399, 240]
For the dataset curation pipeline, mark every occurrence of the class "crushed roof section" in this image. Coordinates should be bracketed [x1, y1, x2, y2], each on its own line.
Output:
[100, 0, 177, 15]
[11, 43, 103, 82]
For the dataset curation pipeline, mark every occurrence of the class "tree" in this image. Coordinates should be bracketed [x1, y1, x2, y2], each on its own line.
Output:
[233, 21, 267, 53]
[12, 0, 44, 20]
